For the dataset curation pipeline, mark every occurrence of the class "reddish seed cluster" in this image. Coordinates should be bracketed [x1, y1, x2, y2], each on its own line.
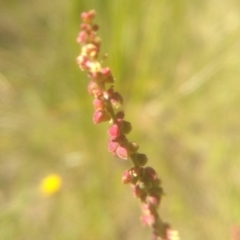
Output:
[76, 10, 179, 240]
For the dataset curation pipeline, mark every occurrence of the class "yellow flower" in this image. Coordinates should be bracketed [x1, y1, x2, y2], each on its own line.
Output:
[39, 174, 62, 196]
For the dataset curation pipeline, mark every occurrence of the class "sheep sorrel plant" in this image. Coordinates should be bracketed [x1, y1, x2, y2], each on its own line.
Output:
[76, 10, 179, 240]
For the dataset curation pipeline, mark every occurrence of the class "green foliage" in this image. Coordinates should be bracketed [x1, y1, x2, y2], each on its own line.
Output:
[1, 0, 240, 239]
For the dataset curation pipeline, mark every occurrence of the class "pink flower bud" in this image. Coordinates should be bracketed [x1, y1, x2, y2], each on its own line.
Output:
[80, 24, 91, 34]
[81, 12, 89, 22]
[131, 184, 146, 198]
[81, 10, 95, 23]
[87, 10, 96, 20]
[116, 145, 129, 159]
[76, 55, 90, 71]
[101, 67, 110, 76]
[108, 124, 121, 138]
[80, 23, 88, 30]
[141, 202, 153, 213]
[122, 169, 132, 184]
[141, 213, 155, 226]
[93, 98, 105, 110]
[92, 36, 101, 47]
[101, 67, 114, 83]
[108, 137, 119, 153]
[141, 204, 155, 224]
[93, 109, 110, 124]
[76, 31, 88, 44]
[110, 134, 127, 145]
[87, 81, 103, 98]
[89, 70, 112, 84]
[82, 43, 98, 58]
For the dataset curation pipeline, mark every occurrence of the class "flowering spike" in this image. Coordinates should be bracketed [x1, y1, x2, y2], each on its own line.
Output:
[76, 10, 178, 240]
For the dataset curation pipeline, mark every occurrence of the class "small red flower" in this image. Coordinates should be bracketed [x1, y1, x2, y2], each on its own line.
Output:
[81, 10, 95, 23]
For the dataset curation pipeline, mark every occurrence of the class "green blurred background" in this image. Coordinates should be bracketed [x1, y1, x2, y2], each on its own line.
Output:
[1, 0, 240, 239]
